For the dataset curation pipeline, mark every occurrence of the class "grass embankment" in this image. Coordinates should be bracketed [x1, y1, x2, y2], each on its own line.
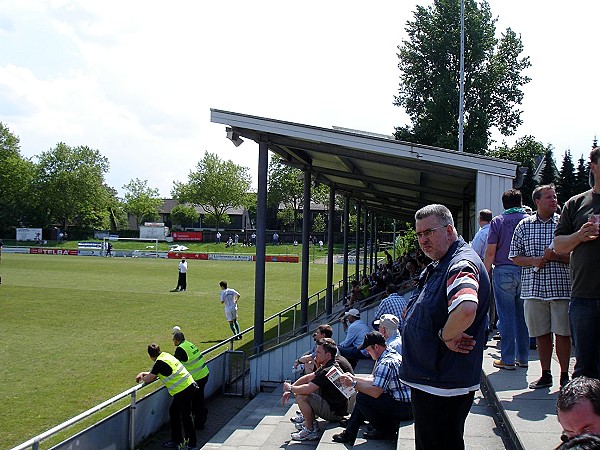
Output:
[0, 253, 340, 448]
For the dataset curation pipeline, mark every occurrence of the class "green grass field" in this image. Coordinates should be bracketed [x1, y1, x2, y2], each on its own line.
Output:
[0, 252, 341, 448]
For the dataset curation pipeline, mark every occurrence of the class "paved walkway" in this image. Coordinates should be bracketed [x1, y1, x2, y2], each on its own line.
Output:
[482, 338, 574, 450]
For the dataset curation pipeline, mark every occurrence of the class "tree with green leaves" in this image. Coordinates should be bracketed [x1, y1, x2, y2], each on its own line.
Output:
[488, 135, 545, 206]
[33, 143, 110, 231]
[172, 151, 251, 232]
[267, 153, 328, 237]
[540, 146, 558, 186]
[0, 123, 36, 232]
[122, 178, 162, 228]
[169, 204, 200, 229]
[575, 154, 590, 196]
[557, 150, 576, 205]
[312, 214, 325, 234]
[394, 0, 530, 154]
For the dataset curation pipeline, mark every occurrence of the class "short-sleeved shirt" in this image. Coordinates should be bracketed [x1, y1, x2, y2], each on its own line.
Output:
[470, 224, 490, 260]
[311, 359, 348, 415]
[555, 189, 600, 297]
[509, 212, 570, 300]
[488, 211, 528, 266]
[374, 293, 408, 331]
[220, 288, 240, 310]
[372, 347, 411, 402]
[150, 359, 173, 376]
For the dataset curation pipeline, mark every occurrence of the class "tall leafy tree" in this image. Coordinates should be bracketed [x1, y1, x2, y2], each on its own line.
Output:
[123, 178, 162, 228]
[394, 0, 531, 154]
[575, 154, 590, 196]
[488, 136, 545, 206]
[0, 123, 36, 232]
[557, 150, 576, 205]
[540, 146, 558, 186]
[268, 153, 328, 237]
[34, 143, 110, 230]
[172, 151, 251, 232]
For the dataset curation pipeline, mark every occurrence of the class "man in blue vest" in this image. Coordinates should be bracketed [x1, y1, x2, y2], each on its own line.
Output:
[401, 204, 490, 450]
[136, 343, 198, 449]
[173, 328, 210, 430]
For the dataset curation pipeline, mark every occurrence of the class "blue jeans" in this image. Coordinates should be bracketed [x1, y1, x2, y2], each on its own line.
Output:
[493, 265, 529, 365]
[569, 297, 600, 378]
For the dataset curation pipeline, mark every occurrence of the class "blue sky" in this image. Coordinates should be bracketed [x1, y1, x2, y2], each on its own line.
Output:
[1, 1, 598, 197]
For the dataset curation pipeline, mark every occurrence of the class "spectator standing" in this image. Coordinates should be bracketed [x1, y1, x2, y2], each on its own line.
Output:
[484, 189, 529, 370]
[373, 283, 408, 331]
[172, 329, 210, 430]
[251, 232, 256, 246]
[106, 242, 113, 257]
[273, 231, 279, 245]
[174, 257, 188, 292]
[215, 231, 221, 244]
[135, 344, 197, 449]
[470, 209, 492, 260]
[401, 204, 490, 450]
[219, 281, 242, 340]
[557, 377, 600, 442]
[334, 332, 412, 443]
[554, 146, 600, 379]
[283, 338, 351, 441]
[337, 309, 371, 365]
[509, 185, 571, 389]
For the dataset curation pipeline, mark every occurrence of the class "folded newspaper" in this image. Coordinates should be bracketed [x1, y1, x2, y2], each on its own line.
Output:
[326, 365, 356, 399]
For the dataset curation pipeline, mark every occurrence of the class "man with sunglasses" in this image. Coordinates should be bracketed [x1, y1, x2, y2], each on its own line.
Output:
[400, 204, 490, 450]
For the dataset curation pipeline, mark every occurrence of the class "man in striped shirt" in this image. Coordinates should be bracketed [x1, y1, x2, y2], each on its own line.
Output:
[400, 204, 490, 450]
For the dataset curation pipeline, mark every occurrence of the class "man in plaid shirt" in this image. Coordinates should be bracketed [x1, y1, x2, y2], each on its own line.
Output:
[333, 331, 412, 443]
[509, 184, 571, 389]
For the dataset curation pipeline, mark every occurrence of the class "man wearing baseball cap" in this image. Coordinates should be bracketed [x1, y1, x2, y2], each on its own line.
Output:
[333, 331, 412, 443]
[337, 308, 371, 365]
[374, 314, 402, 354]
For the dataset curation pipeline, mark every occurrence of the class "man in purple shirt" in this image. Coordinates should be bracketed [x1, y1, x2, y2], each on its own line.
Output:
[484, 189, 529, 370]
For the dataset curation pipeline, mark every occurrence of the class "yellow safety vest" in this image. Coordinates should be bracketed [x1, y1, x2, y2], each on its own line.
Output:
[178, 340, 209, 381]
[155, 352, 194, 396]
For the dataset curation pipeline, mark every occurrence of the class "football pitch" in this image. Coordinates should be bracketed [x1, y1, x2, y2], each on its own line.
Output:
[0, 253, 341, 448]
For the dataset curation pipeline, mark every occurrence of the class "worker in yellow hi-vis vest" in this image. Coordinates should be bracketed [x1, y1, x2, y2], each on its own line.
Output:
[136, 343, 197, 449]
[173, 327, 210, 430]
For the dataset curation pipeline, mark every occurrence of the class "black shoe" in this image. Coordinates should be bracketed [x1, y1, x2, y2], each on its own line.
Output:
[363, 429, 396, 440]
[337, 418, 348, 428]
[529, 376, 552, 389]
[332, 430, 356, 444]
[560, 374, 570, 389]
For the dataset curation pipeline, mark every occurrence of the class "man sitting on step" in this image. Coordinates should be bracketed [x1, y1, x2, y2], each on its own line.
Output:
[282, 338, 352, 441]
[333, 331, 412, 444]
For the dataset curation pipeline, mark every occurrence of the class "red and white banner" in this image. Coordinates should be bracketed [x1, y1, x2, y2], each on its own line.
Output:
[30, 248, 78, 256]
[171, 231, 203, 242]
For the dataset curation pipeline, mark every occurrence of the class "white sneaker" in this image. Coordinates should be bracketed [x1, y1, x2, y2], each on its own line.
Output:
[294, 420, 318, 431]
[290, 414, 304, 424]
[291, 426, 319, 441]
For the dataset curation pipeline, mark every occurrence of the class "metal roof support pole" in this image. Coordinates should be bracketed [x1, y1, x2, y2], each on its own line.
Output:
[254, 138, 268, 352]
[355, 201, 361, 280]
[300, 169, 311, 333]
[326, 185, 335, 315]
[342, 195, 350, 298]
[370, 214, 376, 274]
[362, 209, 368, 276]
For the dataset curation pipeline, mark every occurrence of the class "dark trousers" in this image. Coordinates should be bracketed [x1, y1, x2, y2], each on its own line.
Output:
[170, 384, 197, 446]
[411, 388, 475, 450]
[346, 392, 412, 436]
[570, 297, 600, 378]
[193, 375, 209, 428]
[177, 272, 187, 290]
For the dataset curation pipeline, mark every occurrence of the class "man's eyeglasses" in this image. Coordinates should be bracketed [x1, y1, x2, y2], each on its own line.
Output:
[415, 225, 449, 239]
